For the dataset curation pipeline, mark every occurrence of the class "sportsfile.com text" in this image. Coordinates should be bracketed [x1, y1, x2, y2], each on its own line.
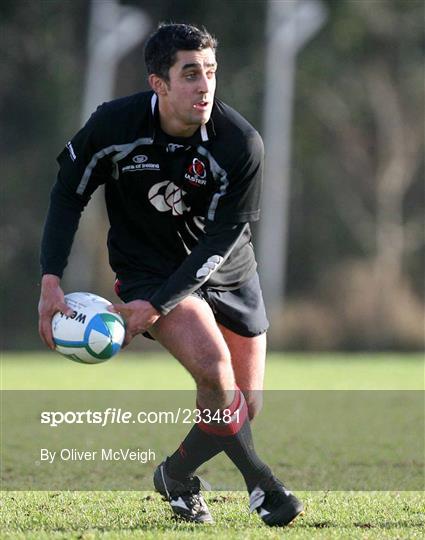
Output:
[40, 408, 239, 428]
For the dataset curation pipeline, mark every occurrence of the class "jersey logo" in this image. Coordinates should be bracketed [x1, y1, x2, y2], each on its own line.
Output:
[133, 154, 148, 163]
[122, 161, 160, 172]
[185, 158, 207, 186]
[196, 255, 224, 279]
[148, 181, 190, 216]
[167, 143, 189, 153]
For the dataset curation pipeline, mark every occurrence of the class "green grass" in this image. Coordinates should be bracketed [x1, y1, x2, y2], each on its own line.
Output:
[1, 352, 424, 538]
[1, 351, 423, 390]
[1, 491, 424, 539]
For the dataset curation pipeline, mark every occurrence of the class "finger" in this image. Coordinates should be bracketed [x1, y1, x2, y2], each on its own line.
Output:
[39, 319, 55, 350]
[108, 303, 132, 317]
[58, 302, 74, 317]
[38, 320, 49, 348]
[122, 330, 135, 348]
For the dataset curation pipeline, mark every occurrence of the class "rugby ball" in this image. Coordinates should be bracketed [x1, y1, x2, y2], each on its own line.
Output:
[52, 292, 125, 364]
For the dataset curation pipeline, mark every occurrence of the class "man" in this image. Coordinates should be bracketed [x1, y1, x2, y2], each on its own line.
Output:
[38, 23, 303, 527]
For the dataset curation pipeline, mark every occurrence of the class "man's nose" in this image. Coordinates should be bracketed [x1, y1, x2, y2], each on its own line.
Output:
[198, 72, 210, 93]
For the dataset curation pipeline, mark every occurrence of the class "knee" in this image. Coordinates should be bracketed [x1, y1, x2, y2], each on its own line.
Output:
[245, 391, 263, 420]
[196, 350, 233, 390]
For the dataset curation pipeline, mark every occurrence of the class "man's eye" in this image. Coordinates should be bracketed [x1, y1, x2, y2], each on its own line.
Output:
[185, 73, 197, 80]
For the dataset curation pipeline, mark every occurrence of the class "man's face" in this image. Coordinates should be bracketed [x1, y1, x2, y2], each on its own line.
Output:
[155, 48, 217, 137]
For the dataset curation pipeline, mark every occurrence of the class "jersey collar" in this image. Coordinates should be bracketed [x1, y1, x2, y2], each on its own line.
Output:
[149, 92, 216, 147]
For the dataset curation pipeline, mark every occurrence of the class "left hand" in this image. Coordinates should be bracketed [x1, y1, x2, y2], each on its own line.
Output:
[108, 300, 160, 347]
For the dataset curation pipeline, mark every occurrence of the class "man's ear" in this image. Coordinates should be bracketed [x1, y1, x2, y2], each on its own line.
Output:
[148, 74, 169, 96]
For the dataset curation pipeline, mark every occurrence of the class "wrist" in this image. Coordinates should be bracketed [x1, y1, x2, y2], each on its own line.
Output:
[146, 301, 161, 317]
[41, 274, 61, 289]
[148, 299, 165, 316]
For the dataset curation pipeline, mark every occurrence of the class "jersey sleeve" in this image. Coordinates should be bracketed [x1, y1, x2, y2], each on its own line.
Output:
[149, 221, 248, 315]
[206, 130, 264, 223]
[40, 105, 112, 277]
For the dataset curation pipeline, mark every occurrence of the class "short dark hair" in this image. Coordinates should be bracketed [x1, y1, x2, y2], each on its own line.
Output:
[144, 23, 217, 80]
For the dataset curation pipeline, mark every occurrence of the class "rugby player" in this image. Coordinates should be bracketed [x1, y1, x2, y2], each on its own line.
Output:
[38, 23, 303, 527]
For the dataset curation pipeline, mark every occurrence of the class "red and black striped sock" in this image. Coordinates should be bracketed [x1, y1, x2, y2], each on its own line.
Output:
[197, 387, 271, 491]
[166, 388, 270, 491]
[165, 424, 221, 481]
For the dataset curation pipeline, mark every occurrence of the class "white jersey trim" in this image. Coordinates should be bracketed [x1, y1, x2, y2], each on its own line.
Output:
[200, 124, 209, 142]
[151, 93, 157, 114]
[197, 145, 229, 221]
[76, 137, 154, 195]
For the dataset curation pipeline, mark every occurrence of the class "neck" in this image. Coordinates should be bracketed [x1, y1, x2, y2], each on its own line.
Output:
[158, 103, 199, 138]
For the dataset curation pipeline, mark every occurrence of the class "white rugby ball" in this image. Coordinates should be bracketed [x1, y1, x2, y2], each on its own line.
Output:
[52, 292, 125, 364]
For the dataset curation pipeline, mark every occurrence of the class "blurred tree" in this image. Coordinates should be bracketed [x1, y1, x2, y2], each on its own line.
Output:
[0, 0, 88, 347]
[286, 0, 424, 348]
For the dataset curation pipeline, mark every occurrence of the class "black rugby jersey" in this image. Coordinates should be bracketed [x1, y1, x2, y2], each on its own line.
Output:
[41, 91, 264, 314]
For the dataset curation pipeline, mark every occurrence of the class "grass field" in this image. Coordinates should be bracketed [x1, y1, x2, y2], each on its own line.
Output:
[1, 351, 424, 538]
[2, 351, 423, 390]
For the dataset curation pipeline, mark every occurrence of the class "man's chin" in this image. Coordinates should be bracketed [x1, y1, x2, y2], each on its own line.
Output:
[191, 106, 212, 122]
[196, 112, 212, 126]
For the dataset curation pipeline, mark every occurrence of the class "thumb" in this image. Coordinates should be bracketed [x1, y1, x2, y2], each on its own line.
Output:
[108, 303, 131, 316]
[59, 302, 74, 317]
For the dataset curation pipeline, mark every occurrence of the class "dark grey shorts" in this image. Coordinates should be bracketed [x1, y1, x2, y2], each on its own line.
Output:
[114, 271, 269, 339]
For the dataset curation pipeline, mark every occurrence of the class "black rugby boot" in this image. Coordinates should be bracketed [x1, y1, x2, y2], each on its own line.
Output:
[153, 459, 213, 523]
[249, 475, 304, 527]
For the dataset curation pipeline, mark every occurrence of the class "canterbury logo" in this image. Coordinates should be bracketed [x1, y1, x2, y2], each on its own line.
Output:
[196, 255, 224, 279]
[148, 181, 190, 216]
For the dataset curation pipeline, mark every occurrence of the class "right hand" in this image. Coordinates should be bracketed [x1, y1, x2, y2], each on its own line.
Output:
[38, 274, 73, 350]
[108, 299, 161, 347]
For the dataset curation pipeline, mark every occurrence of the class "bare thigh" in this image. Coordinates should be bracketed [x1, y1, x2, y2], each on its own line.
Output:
[219, 324, 266, 420]
[150, 295, 235, 410]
